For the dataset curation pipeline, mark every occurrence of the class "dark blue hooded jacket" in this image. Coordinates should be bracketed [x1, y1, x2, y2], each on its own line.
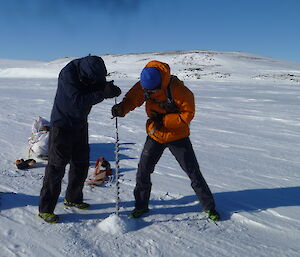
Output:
[50, 56, 107, 129]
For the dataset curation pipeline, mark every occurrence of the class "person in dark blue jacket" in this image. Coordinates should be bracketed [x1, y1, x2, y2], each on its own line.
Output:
[39, 56, 121, 223]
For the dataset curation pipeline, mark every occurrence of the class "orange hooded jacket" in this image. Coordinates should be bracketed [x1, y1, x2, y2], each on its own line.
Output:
[118, 60, 195, 143]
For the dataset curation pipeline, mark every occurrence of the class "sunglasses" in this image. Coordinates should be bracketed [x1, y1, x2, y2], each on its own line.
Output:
[144, 88, 160, 93]
[144, 88, 161, 101]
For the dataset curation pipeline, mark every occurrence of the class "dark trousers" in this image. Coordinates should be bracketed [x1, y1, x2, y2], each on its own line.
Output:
[39, 125, 90, 213]
[134, 136, 215, 211]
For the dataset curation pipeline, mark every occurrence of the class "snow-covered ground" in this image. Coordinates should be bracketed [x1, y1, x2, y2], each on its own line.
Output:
[0, 51, 299, 257]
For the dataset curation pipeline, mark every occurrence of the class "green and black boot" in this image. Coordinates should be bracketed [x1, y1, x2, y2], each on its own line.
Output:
[38, 213, 59, 223]
[205, 209, 220, 222]
[128, 207, 149, 218]
[64, 199, 90, 209]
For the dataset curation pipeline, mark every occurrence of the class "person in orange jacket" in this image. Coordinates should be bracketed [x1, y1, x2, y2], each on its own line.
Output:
[111, 60, 220, 221]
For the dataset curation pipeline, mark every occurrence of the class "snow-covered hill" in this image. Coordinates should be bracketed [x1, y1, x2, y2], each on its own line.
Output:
[1, 51, 300, 83]
[0, 51, 300, 257]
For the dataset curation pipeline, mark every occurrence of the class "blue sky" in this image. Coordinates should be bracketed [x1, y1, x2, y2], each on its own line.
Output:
[0, 0, 299, 62]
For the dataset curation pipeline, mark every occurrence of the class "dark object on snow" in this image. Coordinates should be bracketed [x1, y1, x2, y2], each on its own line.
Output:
[37, 154, 48, 160]
[15, 159, 36, 170]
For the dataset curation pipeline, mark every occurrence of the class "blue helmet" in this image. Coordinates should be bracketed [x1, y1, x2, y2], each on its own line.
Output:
[140, 67, 162, 90]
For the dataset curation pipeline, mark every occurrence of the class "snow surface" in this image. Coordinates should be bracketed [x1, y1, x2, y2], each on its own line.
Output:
[0, 50, 300, 257]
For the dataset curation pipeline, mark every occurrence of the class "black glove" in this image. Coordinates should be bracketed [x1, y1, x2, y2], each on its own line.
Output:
[149, 110, 164, 129]
[102, 81, 121, 99]
[160, 101, 179, 113]
[111, 103, 124, 117]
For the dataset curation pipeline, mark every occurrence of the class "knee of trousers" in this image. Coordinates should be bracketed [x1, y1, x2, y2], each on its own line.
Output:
[136, 170, 152, 185]
[48, 157, 69, 167]
[44, 164, 66, 184]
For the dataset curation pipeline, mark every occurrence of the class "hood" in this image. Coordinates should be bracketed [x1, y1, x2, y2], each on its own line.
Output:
[78, 56, 107, 86]
[145, 60, 171, 90]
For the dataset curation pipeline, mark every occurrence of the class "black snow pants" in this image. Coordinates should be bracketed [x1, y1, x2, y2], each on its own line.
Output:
[134, 136, 215, 211]
[39, 125, 90, 213]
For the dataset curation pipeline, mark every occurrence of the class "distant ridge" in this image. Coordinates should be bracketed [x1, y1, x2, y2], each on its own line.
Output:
[0, 50, 299, 83]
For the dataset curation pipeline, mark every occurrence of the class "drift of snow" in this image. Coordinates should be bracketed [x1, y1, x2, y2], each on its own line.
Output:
[97, 214, 134, 235]
[0, 50, 300, 257]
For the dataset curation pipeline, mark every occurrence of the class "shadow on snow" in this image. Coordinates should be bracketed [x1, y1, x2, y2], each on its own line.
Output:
[89, 142, 136, 163]
[147, 186, 300, 221]
[1, 187, 299, 224]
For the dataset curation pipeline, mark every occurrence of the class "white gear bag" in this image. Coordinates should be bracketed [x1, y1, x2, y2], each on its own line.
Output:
[28, 117, 50, 159]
